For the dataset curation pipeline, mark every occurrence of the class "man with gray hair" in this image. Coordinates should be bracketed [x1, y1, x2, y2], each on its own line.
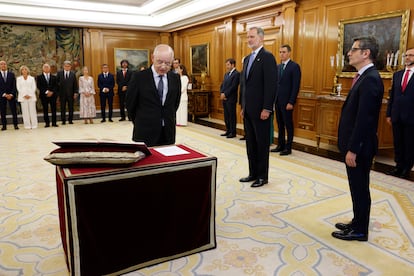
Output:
[126, 44, 181, 146]
[57, 60, 78, 124]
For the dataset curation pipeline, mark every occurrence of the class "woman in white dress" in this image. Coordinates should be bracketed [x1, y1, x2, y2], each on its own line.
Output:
[176, 64, 189, 126]
[78, 66, 96, 124]
[16, 65, 38, 129]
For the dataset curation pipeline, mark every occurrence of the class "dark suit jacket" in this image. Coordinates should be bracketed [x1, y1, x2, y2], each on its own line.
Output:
[37, 74, 58, 101]
[242, 48, 278, 116]
[338, 66, 384, 157]
[386, 68, 414, 125]
[220, 69, 240, 103]
[97, 73, 115, 96]
[57, 71, 78, 98]
[0, 71, 17, 98]
[125, 68, 181, 146]
[275, 60, 301, 105]
[116, 69, 132, 93]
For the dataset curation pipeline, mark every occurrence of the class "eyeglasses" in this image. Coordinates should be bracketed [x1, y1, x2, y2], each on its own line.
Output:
[155, 60, 172, 67]
[349, 47, 365, 52]
[403, 54, 414, 58]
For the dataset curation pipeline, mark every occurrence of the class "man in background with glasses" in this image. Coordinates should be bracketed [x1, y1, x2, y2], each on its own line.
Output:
[386, 48, 414, 179]
[126, 44, 181, 147]
[333, 36, 384, 242]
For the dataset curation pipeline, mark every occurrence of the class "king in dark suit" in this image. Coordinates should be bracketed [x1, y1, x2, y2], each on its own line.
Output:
[0, 60, 18, 130]
[97, 64, 115, 122]
[332, 36, 384, 242]
[126, 44, 181, 147]
[272, 44, 301, 155]
[386, 47, 414, 179]
[37, 63, 59, 127]
[219, 58, 240, 138]
[239, 27, 278, 188]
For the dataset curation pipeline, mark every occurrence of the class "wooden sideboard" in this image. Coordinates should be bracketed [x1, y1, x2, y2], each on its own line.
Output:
[188, 89, 211, 122]
[315, 95, 393, 149]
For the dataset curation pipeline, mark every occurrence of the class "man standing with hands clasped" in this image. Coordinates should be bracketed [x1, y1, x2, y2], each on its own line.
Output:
[333, 36, 384, 241]
[126, 44, 181, 147]
[386, 47, 414, 179]
[271, 44, 301, 156]
[220, 58, 240, 138]
[239, 27, 278, 188]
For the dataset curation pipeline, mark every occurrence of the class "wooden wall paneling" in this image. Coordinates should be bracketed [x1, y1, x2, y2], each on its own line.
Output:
[297, 5, 320, 95]
[214, 24, 228, 119]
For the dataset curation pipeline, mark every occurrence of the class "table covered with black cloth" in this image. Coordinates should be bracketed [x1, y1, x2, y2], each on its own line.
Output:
[55, 144, 217, 276]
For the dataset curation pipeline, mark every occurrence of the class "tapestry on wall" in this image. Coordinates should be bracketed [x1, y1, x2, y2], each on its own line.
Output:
[0, 24, 83, 78]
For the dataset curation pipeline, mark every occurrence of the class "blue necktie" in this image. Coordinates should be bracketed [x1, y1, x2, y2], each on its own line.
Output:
[157, 75, 164, 104]
[246, 52, 255, 77]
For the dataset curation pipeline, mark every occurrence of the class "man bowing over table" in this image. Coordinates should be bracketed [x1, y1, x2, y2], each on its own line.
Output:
[126, 44, 181, 147]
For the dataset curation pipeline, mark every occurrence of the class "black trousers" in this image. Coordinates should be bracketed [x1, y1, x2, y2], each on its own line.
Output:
[275, 102, 294, 150]
[100, 93, 113, 120]
[0, 98, 18, 127]
[223, 100, 237, 135]
[60, 94, 74, 123]
[345, 152, 374, 235]
[119, 91, 126, 119]
[244, 112, 271, 180]
[392, 122, 414, 172]
[41, 97, 57, 125]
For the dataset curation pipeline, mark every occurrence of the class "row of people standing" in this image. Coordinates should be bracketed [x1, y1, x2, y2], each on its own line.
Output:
[0, 59, 137, 129]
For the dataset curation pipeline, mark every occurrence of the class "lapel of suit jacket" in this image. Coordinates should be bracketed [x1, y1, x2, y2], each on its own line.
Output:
[248, 48, 262, 78]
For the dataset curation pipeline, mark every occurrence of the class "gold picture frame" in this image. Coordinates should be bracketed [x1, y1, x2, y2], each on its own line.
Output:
[190, 43, 209, 75]
[337, 10, 410, 79]
[114, 48, 149, 71]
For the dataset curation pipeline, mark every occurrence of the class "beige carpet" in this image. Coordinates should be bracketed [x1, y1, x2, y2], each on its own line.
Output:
[0, 119, 413, 275]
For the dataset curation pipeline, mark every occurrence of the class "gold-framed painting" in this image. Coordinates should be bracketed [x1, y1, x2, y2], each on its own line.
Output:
[190, 43, 209, 75]
[337, 9, 410, 79]
[114, 48, 149, 71]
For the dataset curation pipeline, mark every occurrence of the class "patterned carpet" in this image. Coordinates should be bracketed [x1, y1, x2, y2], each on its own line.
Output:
[0, 120, 413, 275]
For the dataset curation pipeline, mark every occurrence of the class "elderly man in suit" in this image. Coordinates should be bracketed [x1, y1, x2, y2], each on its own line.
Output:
[126, 44, 181, 147]
[333, 36, 384, 242]
[386, 47, 414, 179]
[239, 27, 278, 188]
[97, 64, 115, 122]
[37, 63, 59, 127]
[0, 60, 18, 130]
[57, 60, 78, 124]
[220, 58, 240, 138]
[271, 44, 301, 155]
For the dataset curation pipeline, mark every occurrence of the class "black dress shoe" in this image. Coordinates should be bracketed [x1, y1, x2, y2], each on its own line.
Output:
[119, 118, 126, 121]
[1, 126, 6, 131]
[220, 132, 229, 136]
[45, 124, 50, 128]
[270, 146, 284, 153]
[399, 170, 411, 179]
[386, 167, 402, 176]
[226, 134, 236, 138]
[52, 124, 59, 127]
[14, 125, 19, 130]
[101, 119, 106, 123]
[109, 119, 113, 122]
[239, 176, 257, 182]
[239, 136, 246, 140]
[69, 121, 73, 124]
[335, 222, 352, 231]
[62, 122, 66, 125]
[251, 178, 268, 187]
[280, 149, 292, 156]
[332, 229, 368, 241]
